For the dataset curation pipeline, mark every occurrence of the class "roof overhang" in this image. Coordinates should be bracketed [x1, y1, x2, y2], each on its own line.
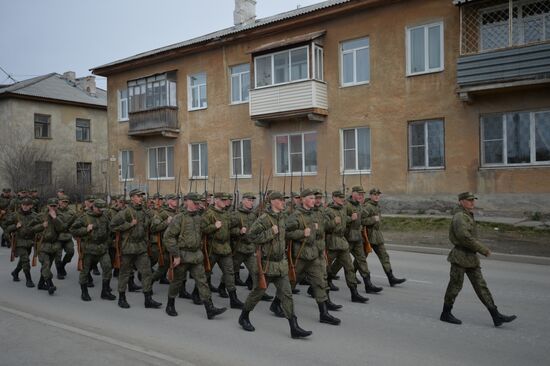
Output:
[0, 92, 107, 110]
[247, 30, 326, 54]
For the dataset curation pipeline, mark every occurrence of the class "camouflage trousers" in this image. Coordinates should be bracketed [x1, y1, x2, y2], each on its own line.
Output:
[118, 253, 153, 293]
[207, 254, 236, 291]
[367, 243, 392, 273]
[79, 252, 112, 285]
[151, 246, 169, 282]
[444, 263, 495, 309]
[294, 257, 328, 303]
[168, 261, 211, 300]
[327, 248, 358, 288]
[232, 251, 257, 286]
[55, 239, 75, 266]
[244, 270, 294, 319]
[15, 246, 33, 272]
[331, 241, 370, 278]
[39, 249, 58, 280]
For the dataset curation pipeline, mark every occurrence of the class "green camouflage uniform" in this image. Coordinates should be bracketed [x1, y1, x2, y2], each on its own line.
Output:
[363, 198, 392, 272]
[38, 211, 66, 281]
[150, 206, 179, 281]
[0, 193, 12, 244]
[230, 205, 258, 287]
[5, 208, 44, 273]
[55, 205, 77, 269]
[444, 206, 495, 308]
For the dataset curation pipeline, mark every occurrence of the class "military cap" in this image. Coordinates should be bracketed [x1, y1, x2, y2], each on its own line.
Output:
[300, 188, 316, 198]
[94, 199, 107, 208]
[332, 190, 346, 198]
[21, 197, 33, 205]
[312, 188, 323, 196]
[152, 193, 164, 199]
[242, 192, 256, 199]
[2, 188, 11, 193]
[19, 189, 28, 193]
[165, 193, 178, 200]
[214, 192, 224, 199]
[352, 186, 366, 193]
[222, 193, 233, 200]
[458, 192, 477, 201]
[291, 191, 301, 198]
[56, 188, 65, 193]
[47, 198, 58, 206]
[369, 187, 382, 195]
[59, 195, 70, 202]
[185, 192, 202, 202]
[85, 194, 96, 201]
[30, 188, 38, 193]
[268, 191, 284, 201]
[129, 189, 145, 197]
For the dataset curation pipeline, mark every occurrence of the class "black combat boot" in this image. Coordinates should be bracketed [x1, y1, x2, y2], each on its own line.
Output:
[81, 284, 92, 302]
[318, 302, 341, 325]
[144, 291, 162, 309]
[292, 288, 300, 294]
[191, 287, 203, 305]
[269, 297, 286, 318]
[261, 293, 274, 301]
[307, 286, 314, 298]
[47, 278, 56, 295]
[24, 270, 34, 288]
[350, 287, 369, 303]
[159, 274, 170, 285]
[112, 268, 119, 278]
[165, 297, 178, 317]
[327, 279, 339, 291]
[364, 273, 383, 293]
[38, 275, 48, 290]
[289, 315, 312, 339]
[101, 280, 116, 300]
[229, 290, 244, 309]
[218, 282, 229, 298]
[60, 259, 69, 277]
[128, 276, 142, 292]
[118, 292, 130, 308]
[204, 299, 227, 319]
[178, 281, 191, 299]
[208, 277, 218, 293]
[326, 292, 343, 311]
[239, 310, 255, 331]
[440, 304, 461, 325]
[386, 270, 406, 287]
[87, 273, 94, 288]
[11, 268, 21, 282]
[235, 273, 246, 287]
[488, 307, 517, 327]
[245, 275, 253, 290]
[56, 263, 66, 280]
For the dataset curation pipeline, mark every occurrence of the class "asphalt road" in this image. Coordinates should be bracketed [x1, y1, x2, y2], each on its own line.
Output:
[0, 247, 548, 366]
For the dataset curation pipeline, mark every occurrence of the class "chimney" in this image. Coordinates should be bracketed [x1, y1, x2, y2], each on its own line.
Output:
[234, 0, 256, 26]
[75, 76, 97, 96]
[62, 71, 76, 83]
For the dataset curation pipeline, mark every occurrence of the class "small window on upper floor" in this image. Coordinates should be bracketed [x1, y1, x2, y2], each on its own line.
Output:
[340, 37, 370, 87]
[230, 64, 250, 104]
[406, 22, 444, 76]
[188, 73, 207, 111]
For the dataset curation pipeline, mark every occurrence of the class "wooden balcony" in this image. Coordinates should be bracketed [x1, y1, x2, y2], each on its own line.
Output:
[249, 80, 328, 126]
[128, 107, 180, 138]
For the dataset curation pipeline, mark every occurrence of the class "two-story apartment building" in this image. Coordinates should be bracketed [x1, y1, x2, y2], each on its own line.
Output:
[92, 0, 550, 214]
[0, 72, 108, 197]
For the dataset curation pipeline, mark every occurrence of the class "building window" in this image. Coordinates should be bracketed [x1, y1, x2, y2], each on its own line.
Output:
[34, 114, 51, 139]
[127, 72, 177, 113]
[119, 150, 134, 180]
[148, 146, 174, 179]
[275, 132, 317, 174]
[408, 120, 445, 169]
[76, 118, 91, 141]
[76, 162, 92, 185]
[342, 127, 371, 172]
[230, 64, 250, 104]
[34, 161, 52, 185]
[118, 89, 128, 121]
[188, 73, 207, 110]
[189, 143, 208, 178]
[340, 37, 370, 86]
[254, 46, 309, 88]
[231, 139, 252, 177]
[407, 22, 444, 75]
[313, 45, 324, 81]
[481, 110, 550, 166]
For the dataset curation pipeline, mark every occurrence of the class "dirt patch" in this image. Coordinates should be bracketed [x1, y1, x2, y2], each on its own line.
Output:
[382, 217, 550, 257]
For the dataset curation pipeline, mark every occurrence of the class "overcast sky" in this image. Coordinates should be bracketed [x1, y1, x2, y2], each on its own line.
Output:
[0, 0, 322, 90]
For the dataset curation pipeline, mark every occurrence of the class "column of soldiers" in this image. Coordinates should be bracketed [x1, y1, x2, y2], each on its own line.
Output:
[0, 184, 516, 338]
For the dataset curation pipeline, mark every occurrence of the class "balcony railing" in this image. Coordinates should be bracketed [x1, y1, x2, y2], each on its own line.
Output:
[128, 107, 179, 138]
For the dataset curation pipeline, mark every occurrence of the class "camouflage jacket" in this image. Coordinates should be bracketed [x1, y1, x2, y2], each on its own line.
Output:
[325, 202, 350, 251]
[56, 206, 77, 241]
[249, 208, 288, 276]
[362, 199, 384, 245]
[286, 207, 322, 261]
[312, 205, 328, 254]
[230, 206, 257, 255]
[164, 210, 204, 264]
[150, 206, 179, 250]
[71, 211, 110, 255]
[0, 195, 11, 220]
[447, 206, 490, 268]
[38, 212, 66, 254]
[201, 206, 232, 256]
[344, 199, 363, 243]
[5, 208, 44, 247]
[110, 204, 150, 255]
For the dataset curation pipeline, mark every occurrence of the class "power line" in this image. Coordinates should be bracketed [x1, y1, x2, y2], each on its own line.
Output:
[0, 66, 18, 83]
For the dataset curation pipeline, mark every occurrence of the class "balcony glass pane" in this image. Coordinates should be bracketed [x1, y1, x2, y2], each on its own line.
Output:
[535, 112, 550, 162]
[290, 48, 308, 81]
[274, 52, 289, 84]
[255, 56, 271, 87]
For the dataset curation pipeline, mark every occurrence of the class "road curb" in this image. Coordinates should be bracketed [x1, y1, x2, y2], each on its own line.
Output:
[386, 243, 550, 266]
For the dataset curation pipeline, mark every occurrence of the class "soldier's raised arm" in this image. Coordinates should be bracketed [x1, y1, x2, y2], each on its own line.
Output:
[249, 215, 275, 245]
[110, 209, 133, 232]
[70, 216, 88, 238]
[163, 213, 182, 257]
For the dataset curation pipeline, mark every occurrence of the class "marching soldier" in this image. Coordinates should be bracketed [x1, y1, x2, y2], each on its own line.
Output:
[106, 195, 126, 278]
[441, 192, 516, 327]
[5, 197, 44, 287]
[325, 190, 369, 303]
[238, 191, 312, 339]
[150, 193, 179, 284]
[363, 188, 406, 286]
[29, 188, 41, 213]
[164, 192, 227, 319]
[71, 199, 116, 302]
[110, 189, 162, 309]
[0, 188, 12, 247]
[55, 195, 77, 279]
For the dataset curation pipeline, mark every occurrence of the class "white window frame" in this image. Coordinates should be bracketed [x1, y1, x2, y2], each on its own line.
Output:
[188, 72, 207, 111]
[230, 138, 252, 178]
[406, 21, 444, 76]
[118, 89, 128, 122]
[119, 150, 135, 182]
[481, 110, 550, 168]
[312, 44, 324, 81]
[230, 64, 250, 104]
[188, 142, 208, 179]
[274, 131, 318, 176]
[147, 146, 174, 180]
[340, 37, 370, 87]
[340, 127, 372, 174]
[408, 120, 445, 170]
[254, 45, 310, 89]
